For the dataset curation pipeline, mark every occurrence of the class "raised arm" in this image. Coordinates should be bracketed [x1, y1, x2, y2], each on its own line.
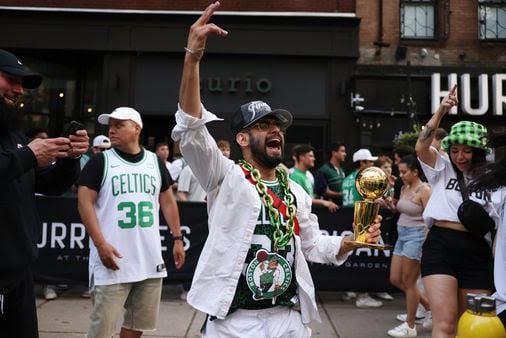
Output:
[179, 1, 228, 117]
[416, 84, 458, 167]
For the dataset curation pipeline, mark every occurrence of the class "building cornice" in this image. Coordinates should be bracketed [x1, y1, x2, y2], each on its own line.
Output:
[0, 6, 356, 18]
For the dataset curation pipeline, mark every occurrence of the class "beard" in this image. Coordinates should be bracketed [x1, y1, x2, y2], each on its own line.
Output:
[0, 98, 21, 133]
[248, 131, 283, 169]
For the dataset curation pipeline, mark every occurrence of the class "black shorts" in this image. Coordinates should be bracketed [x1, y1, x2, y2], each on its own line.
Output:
[421, 225, 493, 290]
[0, 269, 39, 338]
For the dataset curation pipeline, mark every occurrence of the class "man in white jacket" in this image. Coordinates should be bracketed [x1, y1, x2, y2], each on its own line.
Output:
[172, 3, 383, 337]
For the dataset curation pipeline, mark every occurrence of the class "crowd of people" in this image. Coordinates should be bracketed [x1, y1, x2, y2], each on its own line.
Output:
[1, 2, 505, 338]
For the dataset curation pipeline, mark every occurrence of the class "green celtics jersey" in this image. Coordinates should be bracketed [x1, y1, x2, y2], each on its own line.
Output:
[228, 179, 298, 315]
[341, 170, 363, 207]
[317, 162, 345, 192]
[316, 162, 345, 205]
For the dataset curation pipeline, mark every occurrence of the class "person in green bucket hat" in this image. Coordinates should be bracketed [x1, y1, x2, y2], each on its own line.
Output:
[413, 84, 501, 338]
[440, 120, 490, 155]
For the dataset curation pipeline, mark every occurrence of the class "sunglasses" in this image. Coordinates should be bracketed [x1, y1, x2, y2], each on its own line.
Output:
[251, 119, 286, 133]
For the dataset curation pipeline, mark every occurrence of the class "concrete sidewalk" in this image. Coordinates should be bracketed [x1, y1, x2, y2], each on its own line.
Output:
[37, 285, 432, 338]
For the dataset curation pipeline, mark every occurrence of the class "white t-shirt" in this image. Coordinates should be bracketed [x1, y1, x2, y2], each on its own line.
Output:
[419, 150, 500, 228]
[168, 157, 186, 181]
[177, 165, 206, 202]
[90, 149, 167, 285]
[493, 189, 506, 315]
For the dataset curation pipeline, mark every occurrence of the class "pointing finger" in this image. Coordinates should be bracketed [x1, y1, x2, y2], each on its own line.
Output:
[450, 84, 457, 96]
[196, 1, 221, 26]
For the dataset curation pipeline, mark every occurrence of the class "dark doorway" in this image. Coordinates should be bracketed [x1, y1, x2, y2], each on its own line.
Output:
[141, 115, 176, 158]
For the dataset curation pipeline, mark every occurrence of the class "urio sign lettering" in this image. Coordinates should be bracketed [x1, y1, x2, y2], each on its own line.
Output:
[431, 73, 506, 116]
[200, 75, 272, 94]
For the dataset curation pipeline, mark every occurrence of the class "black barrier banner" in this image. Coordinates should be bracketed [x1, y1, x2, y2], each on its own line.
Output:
[309, 207, 396, 292]
[34, 196, 395, 291]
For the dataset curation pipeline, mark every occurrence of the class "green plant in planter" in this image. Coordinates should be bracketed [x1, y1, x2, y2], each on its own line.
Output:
[393, 124, 422, 147]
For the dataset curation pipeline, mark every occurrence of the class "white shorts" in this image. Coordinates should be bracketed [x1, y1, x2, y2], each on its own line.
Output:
[204, 306, 311, 338]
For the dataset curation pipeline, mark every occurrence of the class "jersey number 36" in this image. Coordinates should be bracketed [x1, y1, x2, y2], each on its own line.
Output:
[117, 201, 154, 228]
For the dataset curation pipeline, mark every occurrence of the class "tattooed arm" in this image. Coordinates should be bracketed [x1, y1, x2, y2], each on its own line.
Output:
[416, 84, 458, 168]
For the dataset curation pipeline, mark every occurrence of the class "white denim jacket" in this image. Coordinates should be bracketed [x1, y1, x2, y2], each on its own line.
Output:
[172, 105, 349, 323]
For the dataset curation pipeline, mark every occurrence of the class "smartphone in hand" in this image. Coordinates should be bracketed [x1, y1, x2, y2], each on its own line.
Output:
[61, 120, 85, 137]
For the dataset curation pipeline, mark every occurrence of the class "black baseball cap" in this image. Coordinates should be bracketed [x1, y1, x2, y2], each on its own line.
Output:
[231, 100, 293, 135]
[0, 49, 42, 89]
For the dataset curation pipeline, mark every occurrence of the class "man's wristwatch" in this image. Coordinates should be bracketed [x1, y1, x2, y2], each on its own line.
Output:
[173, 235, 184, 242]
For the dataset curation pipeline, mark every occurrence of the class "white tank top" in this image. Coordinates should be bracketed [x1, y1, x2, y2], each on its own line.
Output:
[90, 148, 167, 285]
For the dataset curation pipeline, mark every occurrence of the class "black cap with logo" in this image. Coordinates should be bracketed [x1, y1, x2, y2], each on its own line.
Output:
[231, 100, 293, 136]
[0, 49, 42, 89]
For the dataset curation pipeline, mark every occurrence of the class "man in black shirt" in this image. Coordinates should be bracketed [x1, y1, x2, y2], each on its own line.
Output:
[0, 49, 89, 338]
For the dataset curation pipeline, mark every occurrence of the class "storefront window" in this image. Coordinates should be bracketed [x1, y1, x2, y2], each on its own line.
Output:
[16, 53, 101, 137]
[400, 0, 436, 39]
[479, 0, 506, 40]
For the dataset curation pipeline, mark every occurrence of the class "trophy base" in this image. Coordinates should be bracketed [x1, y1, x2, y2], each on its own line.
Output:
[348, 241, 392, 250]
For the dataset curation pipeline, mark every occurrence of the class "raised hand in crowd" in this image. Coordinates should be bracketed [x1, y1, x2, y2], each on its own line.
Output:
[180, 1, 228, 116]
[185, 1, 228, 62]
[437, 83, 458, 115]
[417, 84, 458, 167]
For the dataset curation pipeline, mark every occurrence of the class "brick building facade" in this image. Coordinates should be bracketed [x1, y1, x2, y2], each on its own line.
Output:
[0, 0, 354, 12]
[358, 0, 504, 66]
[354, 0, 505, 150]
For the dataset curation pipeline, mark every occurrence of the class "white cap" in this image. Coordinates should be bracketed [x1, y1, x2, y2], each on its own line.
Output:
[352, 149, 378, 162]
[92, 135, 111, 149]
[98, 107, 143, 128]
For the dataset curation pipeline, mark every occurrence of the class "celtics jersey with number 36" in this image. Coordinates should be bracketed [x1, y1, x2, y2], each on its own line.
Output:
[90, 148, 167, 286]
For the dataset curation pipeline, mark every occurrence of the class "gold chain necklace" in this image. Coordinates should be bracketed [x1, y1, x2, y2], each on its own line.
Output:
[240, 160, 297, 250]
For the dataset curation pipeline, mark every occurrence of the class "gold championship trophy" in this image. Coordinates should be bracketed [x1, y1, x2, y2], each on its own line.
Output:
[350, 166, 392, 250]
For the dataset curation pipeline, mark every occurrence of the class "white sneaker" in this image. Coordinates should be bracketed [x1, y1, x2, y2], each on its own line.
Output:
[375, 292, 394, 301]
[416, 303, 426, 317]
[355, 293, 383, 308]
[422, 311, 432, 329]
[43, 286, 57, 300]
[341, 291, 357, 301]
[387, 322, 417, 337]
[396, 313, 425, 324]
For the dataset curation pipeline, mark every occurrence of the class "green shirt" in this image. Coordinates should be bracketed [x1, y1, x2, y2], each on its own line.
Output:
[290, 168, 313, 196]
[316, 162, 345, 205]
[228, 179, 297, 315]
[341, 170, 363, 207]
